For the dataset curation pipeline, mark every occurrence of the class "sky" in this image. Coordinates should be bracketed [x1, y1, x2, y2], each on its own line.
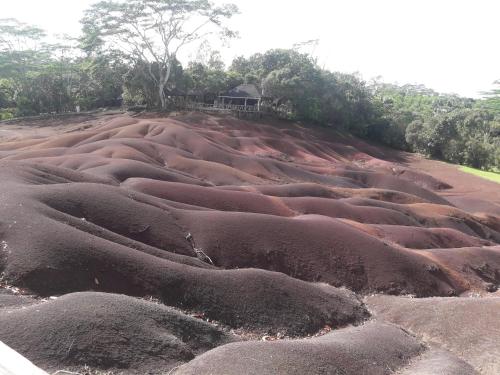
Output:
[2, 0, 499, 98]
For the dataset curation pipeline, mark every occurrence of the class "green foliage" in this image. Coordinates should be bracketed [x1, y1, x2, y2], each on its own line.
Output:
[0, 80, 14, 119]
[261, 51, 322, 121]
[404, 107, 498, 169]
[183, 51, 242, 95]
[231, 49, 375, 131]
[477, 80, 500, 116]
[0, 17, 127, 116]
[0, 78, 13, 108]
[0, 108, 14, 120]
[368, 82, 499, 170]
[81, 0, 238, 108]
[0, 15, 498, 171]
[76, 53, 128, 109]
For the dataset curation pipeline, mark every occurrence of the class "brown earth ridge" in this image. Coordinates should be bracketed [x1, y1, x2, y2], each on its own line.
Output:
[0, 112, 499, 374]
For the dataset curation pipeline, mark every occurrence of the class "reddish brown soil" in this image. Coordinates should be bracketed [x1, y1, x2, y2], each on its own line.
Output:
[0, 112, 498, 374]
[406, 156, 500, 215]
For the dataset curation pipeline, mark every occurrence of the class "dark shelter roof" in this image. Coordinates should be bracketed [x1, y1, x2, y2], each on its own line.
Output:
[221, 84, 262, 99]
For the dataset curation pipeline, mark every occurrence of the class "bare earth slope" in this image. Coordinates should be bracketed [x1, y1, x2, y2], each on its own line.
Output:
[366, 295, 500, 375]
[0, 112, 498, 374]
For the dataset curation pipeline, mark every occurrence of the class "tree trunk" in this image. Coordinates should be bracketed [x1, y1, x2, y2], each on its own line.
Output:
[158, 62, 173, 110]
[159, 82, 167, 109]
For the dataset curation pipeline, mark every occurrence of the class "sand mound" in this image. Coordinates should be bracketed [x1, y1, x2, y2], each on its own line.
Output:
[0, 112, 499, 373]
[399, 348, 478, 375]
[366, 295, 500, 374]
[0, 292, 235, 373]
[333, 168, 452, 205]
[178, 210, 462, 295]
[0, 164, 368, 335]
[361, 225, 493, 249]
[174, 322, 474, 375]
[1, 114, 499, 300]
[388, 166, 453, 191]
[0, 159, 496, 309]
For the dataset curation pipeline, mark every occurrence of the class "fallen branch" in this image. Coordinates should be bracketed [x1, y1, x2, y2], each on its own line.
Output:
[185, 233, 214, 265]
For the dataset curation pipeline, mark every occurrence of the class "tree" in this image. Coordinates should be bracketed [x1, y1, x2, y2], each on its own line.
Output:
[183, 48, 241, 95]
[405, 107, 498, 169]
[0, 18, 49, 112]
[81, 0, 238, 109]
[478, 79, 500, 115]
[122, 58, 184, 107]
[75, 52, 128, 109]
[0, 18, 127, 115]
[0, 79, 12, 107]
[254, 50, 374, 128]
[0, 18, 46, 52]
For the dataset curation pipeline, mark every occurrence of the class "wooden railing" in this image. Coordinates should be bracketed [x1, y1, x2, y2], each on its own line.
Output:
[215, 104, 260, 112]
[182, 102, 260, 113]
[179, 101, 295, 119]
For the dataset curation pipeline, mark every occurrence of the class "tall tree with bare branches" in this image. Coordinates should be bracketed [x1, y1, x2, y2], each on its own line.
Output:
[81, 0, 238, 109]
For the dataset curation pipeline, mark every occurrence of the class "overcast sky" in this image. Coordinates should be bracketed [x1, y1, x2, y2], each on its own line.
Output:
[2, 0, 499, 98]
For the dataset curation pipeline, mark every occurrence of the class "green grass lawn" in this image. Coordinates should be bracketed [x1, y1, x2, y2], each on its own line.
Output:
[459, 166, 500, 184]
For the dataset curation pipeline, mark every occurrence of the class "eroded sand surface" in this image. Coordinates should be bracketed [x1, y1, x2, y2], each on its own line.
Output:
[0, 112, 498, 374]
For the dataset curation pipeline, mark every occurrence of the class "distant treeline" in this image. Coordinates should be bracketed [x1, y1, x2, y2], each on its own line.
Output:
[0, 16, 499, 170]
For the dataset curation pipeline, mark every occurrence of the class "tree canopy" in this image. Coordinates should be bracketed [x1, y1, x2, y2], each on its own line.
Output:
[0, 13, 498, 171]
[81, 0, 238, 109]
[479, 80, 500, 115]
